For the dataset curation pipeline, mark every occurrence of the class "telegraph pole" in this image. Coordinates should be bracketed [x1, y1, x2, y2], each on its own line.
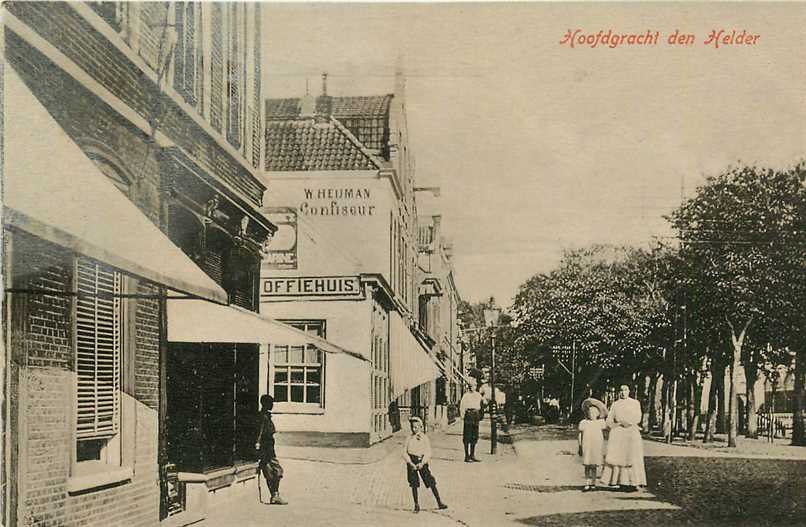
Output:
[490, 331, 497, 454]
[570, 339, 576, 417]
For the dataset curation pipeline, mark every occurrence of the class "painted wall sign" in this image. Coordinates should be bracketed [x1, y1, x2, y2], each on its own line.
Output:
[262, 207, 298, 269]
[299, 187, 377, 217]
[260, 276, 364, 300]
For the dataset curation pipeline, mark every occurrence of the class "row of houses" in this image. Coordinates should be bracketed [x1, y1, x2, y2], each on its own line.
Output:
[1, 3, 467, 527]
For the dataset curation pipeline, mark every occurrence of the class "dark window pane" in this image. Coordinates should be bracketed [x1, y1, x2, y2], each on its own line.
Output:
[289, 346, 304, 363]
[306, 386, 320, 404]
[274, 385, 288, 402]
[274, 369, 288, 383]
[76, 438, 104, 462]
[290, 368, 304, 383]
[290, 385, 304, 402]
[306, 368, 321, 385]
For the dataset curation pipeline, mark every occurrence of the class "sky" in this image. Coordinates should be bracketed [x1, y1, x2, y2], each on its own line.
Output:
[262, 2, 806, 307]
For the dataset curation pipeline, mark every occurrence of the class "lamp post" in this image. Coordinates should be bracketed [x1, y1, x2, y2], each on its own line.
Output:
[483, 301, 501, 455]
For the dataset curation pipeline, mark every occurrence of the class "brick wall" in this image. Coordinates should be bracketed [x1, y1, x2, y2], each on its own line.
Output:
[9, 232, 161, 527]
[5, 30, 163, 227]
[135, 282, 161, 410]
[5, 1, 265, 207]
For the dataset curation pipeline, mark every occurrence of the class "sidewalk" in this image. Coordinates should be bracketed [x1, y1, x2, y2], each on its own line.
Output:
[199, 419, 511, 527]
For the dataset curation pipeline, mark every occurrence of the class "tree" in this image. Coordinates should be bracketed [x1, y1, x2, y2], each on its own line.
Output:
[512, 245, 674, 413]
[668, 163, 805, 447]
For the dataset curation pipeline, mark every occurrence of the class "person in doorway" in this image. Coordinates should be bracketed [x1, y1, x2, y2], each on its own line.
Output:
[601, 384, 647, 492]
[255, 394, 287, 505]
[403, 416, 448, 513]
[459, 381, 483, 462]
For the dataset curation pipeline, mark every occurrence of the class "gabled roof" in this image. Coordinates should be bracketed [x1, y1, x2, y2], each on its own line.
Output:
[265, 118, 381, 172]
[266, 95, 393, 153]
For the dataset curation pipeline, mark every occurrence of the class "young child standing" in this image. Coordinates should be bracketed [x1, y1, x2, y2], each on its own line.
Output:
[403, 416, 448, 513]
[578, 399, 607, 492]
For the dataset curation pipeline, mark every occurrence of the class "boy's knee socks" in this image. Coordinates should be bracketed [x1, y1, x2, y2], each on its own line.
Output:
[431, 485, 442, 502]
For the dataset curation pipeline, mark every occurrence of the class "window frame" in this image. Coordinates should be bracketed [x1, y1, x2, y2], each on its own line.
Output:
[270, 320, 326, 410]
[68, 257, 135, 493]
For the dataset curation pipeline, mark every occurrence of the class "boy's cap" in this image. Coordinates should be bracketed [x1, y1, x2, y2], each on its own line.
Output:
[409, 416, 423, 426]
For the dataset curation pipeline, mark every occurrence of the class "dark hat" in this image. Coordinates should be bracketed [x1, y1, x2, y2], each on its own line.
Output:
[581, 398, 608, 418]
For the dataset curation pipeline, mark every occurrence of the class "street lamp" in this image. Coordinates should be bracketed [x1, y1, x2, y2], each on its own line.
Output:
[483, 301, 501, 455]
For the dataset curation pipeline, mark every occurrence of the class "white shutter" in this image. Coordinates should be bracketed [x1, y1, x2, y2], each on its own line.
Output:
[75, 258, 121, 440]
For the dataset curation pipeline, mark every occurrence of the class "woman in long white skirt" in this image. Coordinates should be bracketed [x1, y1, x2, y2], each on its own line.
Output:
[601, 384, 646, 491]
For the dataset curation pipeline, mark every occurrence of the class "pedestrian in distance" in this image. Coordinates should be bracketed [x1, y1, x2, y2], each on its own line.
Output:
[578, 398, 608, 492]
[459, 380, 483, 462]
[403, 416, 448, 513]
[255, 394, 287, 505]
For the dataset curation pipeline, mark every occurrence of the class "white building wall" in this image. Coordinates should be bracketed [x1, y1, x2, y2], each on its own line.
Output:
[259, 297, 373, 434]
[261, 173, 396, 281]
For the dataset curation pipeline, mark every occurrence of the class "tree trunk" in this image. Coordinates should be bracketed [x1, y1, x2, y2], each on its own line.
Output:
[649, 373, 660, 431]
[661, 375, 672, 441]
[687, 373, 700, 441]
[704, 367, 718, 443]
[727, 318, 751, 448]
[716, 365, 727, 434]
[641, 373, 652, 430]
[745, 361, 759, 439]
[793, 347, 806, 446]
[728, 360, 738, 447]
[671, 376, 679, 438]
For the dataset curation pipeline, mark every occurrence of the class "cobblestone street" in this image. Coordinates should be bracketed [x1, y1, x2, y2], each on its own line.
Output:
[200, 421, 806, 527]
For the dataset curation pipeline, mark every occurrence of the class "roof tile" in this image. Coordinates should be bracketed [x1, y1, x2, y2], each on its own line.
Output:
[266, 95, 393, 153]
[265, 119, 379, 172]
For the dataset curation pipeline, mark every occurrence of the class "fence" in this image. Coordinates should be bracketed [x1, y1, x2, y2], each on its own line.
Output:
[757, 412, 792, 439]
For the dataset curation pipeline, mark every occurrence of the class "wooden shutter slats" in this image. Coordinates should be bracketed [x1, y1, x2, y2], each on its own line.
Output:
[75, 258, 121, 441]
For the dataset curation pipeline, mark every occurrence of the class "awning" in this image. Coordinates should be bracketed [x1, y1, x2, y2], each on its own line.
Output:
[3, 66, 227, 304]
[167, 300, 369, 362]
[452, 363, 474, 386]
[390, 313, 441, 398]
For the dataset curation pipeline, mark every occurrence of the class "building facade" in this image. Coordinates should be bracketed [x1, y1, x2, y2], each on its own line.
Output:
[259, 74, 441, 446]
[2, 2, 274, 526]
[416, 210, 467, 426]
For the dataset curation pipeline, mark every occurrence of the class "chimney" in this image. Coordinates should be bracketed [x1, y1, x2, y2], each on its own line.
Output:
[319, 71, 332, 116]
[299, 78, 315, 116]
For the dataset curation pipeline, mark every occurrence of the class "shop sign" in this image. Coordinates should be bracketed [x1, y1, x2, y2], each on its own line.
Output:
[262, 207, 298, 269]
[260, 275, 364, 300]
[299, 187, 376, 217]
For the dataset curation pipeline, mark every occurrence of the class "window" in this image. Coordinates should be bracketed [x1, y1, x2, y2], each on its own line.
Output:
[273, 321, 325, 405]
[174, 2, 198, 106]
[210, 4, 224, 132]
[74, 258, 122, 467]
[226, 2, 242, 148]
[88, 2, 123, 32]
